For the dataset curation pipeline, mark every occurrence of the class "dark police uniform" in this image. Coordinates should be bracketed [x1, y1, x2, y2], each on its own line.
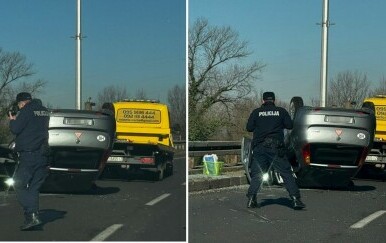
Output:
[9, 93, 50, 230]
[246, 92, 305, 209]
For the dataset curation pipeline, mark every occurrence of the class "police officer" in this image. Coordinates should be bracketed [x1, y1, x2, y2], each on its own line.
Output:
[8, 92, 50, 230]
[246, 92, 305, 210]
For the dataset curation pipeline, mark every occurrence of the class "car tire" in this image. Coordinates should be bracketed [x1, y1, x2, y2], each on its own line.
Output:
[242, 137, 253, 184]
[289, 96, 304, 120]
[362, 101, 375, 111]
[246, 168, 252, 184]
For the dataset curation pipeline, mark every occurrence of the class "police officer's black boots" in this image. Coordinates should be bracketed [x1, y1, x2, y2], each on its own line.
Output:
[247, 195, 259, 208]
[291, 196, 306, 210]
[20, 212, 43, 231]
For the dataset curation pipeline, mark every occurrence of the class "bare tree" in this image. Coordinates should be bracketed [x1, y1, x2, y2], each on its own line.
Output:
[209, 92, 259, 140]
[96, 85, 128, 109]
[188, 18, 265, 140]
[135, 88, 148, 100]
[0, 48, 46, 143]
[368, 76, 386, 97]
[0, 48, 44, 114]
[327, 70, 370, 108]
[167, 84, 186, 140]
[210, 91, 290, 140]
[0, 48, 34, 93]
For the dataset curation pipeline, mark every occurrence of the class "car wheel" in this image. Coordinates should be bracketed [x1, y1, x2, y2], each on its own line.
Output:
[246, 168, 252, 184]
[289, 96, 304, 120]
[242, 137, 253, 184]
[265, 169, 275, 186]
[362, 101, 375, 111]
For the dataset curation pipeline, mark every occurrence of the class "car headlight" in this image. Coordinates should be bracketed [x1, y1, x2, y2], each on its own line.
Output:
[262, 173, 269, 182]
[5, 178, 15, 187]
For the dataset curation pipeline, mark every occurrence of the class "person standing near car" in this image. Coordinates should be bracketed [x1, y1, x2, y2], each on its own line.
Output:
[246, 91, 305, 210]
[8, 92, 50, 230]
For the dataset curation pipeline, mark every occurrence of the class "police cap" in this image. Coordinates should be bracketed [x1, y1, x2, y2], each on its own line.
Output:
[16, 92, 32, 102]
[263, 92, 275, 101]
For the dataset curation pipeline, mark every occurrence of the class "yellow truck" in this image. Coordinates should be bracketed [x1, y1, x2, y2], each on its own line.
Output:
[362, 95, 386, 173]
[102, 100, 175, 180]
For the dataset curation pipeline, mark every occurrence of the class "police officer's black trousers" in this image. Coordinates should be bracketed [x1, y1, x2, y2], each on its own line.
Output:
[14, 151, 48, 214]
[247, 144, 300, 198]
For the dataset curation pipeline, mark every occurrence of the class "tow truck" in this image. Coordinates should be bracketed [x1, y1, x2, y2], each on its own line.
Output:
[102, 100, 174, 180]
[361, 95, 386, 174]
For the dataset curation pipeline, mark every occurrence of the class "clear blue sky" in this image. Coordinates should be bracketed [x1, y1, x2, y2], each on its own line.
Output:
[1, 0, 186, 108]
[189, 0, 386, 104]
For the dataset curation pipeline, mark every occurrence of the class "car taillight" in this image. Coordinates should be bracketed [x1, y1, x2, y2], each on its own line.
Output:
[302, 144, 311, 165]
[140, 157, 154, 164]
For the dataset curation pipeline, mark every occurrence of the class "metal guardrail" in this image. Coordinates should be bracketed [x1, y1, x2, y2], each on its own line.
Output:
[188, 141, 241, 157]
[173, 140, 186, 151]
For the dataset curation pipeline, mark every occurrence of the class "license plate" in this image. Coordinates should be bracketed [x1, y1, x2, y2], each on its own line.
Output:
[366, 156, 378, 161]
[108, 156, 124, 162]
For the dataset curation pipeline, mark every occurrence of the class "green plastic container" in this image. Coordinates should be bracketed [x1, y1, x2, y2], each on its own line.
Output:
[203, 161, 224, 176]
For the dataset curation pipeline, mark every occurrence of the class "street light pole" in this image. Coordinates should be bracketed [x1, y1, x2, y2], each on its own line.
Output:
[320, 0, 330, 107]
[75, 0, 82, 110]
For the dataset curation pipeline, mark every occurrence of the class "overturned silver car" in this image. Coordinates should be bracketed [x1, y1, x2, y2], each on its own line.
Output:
[242, 97, 376, 188]
[1, 109, 115, 192]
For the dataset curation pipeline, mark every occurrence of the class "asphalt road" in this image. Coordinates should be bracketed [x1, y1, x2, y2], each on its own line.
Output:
[0, 155, 186, 241]
[189, 177, 386, 243]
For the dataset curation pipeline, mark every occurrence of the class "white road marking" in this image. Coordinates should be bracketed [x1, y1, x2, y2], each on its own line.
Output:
[91, 224, 123, 241]
[145, 193, 171, 206]
[350, 210, 386, 229]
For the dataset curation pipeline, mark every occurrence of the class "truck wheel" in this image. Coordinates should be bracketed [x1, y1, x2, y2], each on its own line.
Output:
[165, 160, 174, 176]
[289, 96, 304, 120]
[155, 162, 166, 181]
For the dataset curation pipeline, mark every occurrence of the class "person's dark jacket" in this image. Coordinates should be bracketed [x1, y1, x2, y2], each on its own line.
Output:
[246, 102, 293, 146]
[9, 99, 49, 152]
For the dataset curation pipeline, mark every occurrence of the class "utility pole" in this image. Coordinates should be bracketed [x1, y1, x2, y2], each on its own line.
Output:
[319, 0, 331, 107]
[75, 0, 82, 110]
